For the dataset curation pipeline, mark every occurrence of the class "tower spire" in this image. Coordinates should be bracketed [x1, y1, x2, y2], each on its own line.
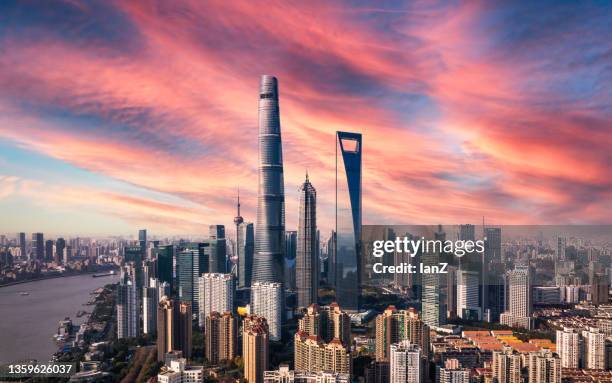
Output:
[234, 186, 244, 225]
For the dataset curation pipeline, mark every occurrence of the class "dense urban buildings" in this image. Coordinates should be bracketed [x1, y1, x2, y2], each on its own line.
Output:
[335, 131, 362, 311]
[296, 174, 318, 308]
[253, 75, 286, 285]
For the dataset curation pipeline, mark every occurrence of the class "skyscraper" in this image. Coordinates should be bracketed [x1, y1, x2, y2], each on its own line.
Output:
[243, 315, 269, 383]
[157, 296, 175, 362]
[208, 225, 227, 273]
[251, 281, 282, 341]
[177, 244, 207, 314]
[284, 231, 297, 290]
[390, 341, 422, 383]
[556, 327, 580, 369]
[583, 327, 605, 369]
[55, 237, 65, 264]
[500, 265, 534, 329]
[143, 286, 159, 336]
[139, 229, 147, 251]
[296, 174, 318, 308]
[18, 232, 26, 259]
[253, 75, 285, 284]
[45, 239, 54, 262]
[117, 274, 139, 339]
[31, 232, 44, 261]
[198, 273, 234, 327]
[205, 311, 237, 365]
[335, 131, 362, 311]
[237, 222, 255, 289]
[457, 270, 481, 320]
[156, 245, 174, 291]
[176, 301, 192, 360]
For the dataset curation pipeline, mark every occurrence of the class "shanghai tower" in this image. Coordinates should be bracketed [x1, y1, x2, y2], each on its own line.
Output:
[253, 75, 285, 284]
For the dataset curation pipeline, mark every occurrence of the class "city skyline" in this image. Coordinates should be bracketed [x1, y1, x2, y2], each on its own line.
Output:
[1, 1, 611, 236]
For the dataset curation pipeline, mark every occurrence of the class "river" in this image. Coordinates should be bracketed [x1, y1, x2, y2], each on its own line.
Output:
[0, 273, 120, 364]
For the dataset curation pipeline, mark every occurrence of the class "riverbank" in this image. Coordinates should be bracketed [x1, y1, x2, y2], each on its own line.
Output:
[0, 273, 121, 364]
[0, 267, 119, 288]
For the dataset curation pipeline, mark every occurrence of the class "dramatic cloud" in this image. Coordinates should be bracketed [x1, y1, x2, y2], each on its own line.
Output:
[0, 0, 610, 235]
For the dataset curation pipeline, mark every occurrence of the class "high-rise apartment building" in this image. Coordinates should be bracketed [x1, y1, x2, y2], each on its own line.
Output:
[297, 174, 318, 308]
[438, 359, 470, 383]
[298, 303, 351, 347]
[156, 297, 192, 362]
[335, 131, 362, 311]
[500, 265, 534, 330]
[157, 297, 175, 362]
[143, 286, 158, 335]
[243, 315, 270, 383]
[492, 347, 521, 383]
[556, 327, 580, 369]
[253, 75, 285, 284]
[294, 331, 351, 376]
[583, 327, 605, 370]
[422, 228, 446, 328]
[375, 306, 430, 362]
[390, 341, 422, 383]
[251, 281, 282, 341]
[205, 311, 237, 365]
[117, 275, 139, 339]
[198, 273, 234, 327]
[527, 349, 561, 383]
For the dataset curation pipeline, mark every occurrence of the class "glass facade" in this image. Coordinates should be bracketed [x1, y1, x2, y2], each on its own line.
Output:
[253, 75, 285, 284]
[157, 245, 174, 291]
[335, 131, 362, 310]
